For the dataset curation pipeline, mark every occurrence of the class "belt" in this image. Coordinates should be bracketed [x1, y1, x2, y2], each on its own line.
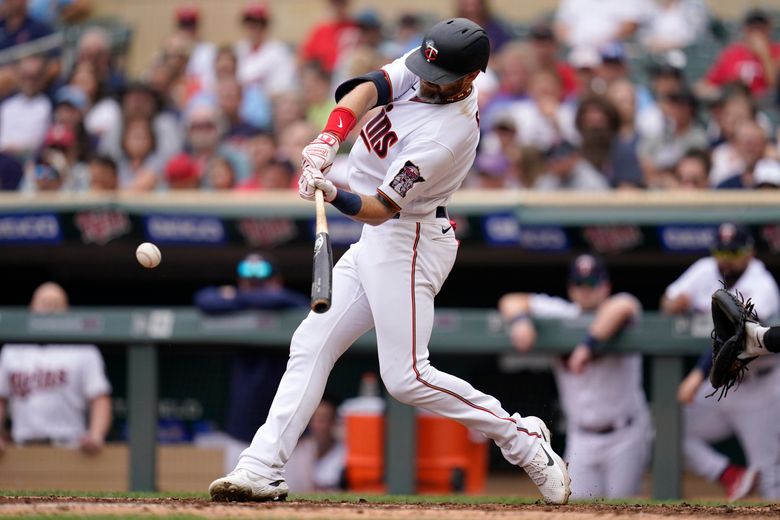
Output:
[579, 416, 634, 435]
[392, 206, 448, 220]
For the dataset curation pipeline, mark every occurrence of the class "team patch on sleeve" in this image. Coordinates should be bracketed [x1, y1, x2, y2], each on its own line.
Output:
[390, 161, 425, 197]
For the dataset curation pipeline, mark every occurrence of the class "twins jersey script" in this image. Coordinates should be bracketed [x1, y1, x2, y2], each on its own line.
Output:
[528, 293, 652, 498]
[665, 257, 780, 498]
[235, 52, 551, 482]
[0, 344, 111, 444]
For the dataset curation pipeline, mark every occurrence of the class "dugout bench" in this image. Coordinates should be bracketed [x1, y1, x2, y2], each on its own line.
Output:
[0, 307, 711, 499]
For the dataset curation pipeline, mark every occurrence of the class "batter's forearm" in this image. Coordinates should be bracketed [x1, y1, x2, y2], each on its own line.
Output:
[334, 82, 378, 125]
[88, 395, 112, 440]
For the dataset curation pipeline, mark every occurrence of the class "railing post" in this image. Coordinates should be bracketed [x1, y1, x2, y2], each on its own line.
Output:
[385, 397, 415, 494]
[128, 343, 158, 491]
[651, 355, 684, 500]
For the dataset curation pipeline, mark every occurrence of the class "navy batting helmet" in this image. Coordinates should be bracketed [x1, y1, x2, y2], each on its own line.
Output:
[405, 18, 490, 85]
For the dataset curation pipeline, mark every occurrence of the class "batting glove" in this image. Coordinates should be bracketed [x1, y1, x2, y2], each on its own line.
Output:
[298, 167, 337, 202]
[301, 132, 339, 175]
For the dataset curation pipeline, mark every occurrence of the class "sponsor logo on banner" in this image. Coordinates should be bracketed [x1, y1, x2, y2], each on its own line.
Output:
[658, 225, 717, 252]
[761, 224, 780, 253]
[0, 213, 61, 244]
[317, 217, 362, 246]
[518, 225, 568, 251]
[482, 213, 520, 245]
[238, 218, 297, 247]
[74, 210, 131, 245]
[28, 314, 103, 333]
[144, 215, 225, 244]
[583, 225, 643, 254]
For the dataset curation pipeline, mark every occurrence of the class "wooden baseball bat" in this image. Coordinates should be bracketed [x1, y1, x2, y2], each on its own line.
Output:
[311, 189, 333, 313]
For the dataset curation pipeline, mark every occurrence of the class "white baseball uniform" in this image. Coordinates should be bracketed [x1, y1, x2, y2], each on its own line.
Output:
[0, 344, 111, 445]
[664, 257, 780, 497]
[527, 293, 652, 499]
[236, 52, 547, 480]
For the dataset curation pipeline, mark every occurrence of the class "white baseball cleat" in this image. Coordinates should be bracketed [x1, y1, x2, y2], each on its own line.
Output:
[209, 468, 289, 502]
[521, 416, 571, 505]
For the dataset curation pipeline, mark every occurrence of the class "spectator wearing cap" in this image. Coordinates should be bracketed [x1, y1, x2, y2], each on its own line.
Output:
[74, 27, 125, 95]
[117, 116, 161, 192]
[194, 253, 308, 471]
[529, 22, 578, 99]
[53, 85, 95, 162]
[640, 0, 710, 52]
[503, 68, 578, 152]
[576, 95, 644, 188]
[0, 55, 51, 159]
[480, 42, 535, 131]
[173, 4, 217, 96]
[554, 0, 653, 49]
[671, 148, 711, 190]
[165, 152, 200, 190]
[594, 42, 630, 94]
[184, 102, 251, 185]
[88, 155, 118, 192]
[299, 0, 357, 73]
[99, 81, 182, 165]
[715, 120, 771, 189]
[235, 2, 296, 97]
[698, 9, 780, 99]
[331, 9, 387, 93]
[534, 141, 609, 191]
[498, 254, 650, 499]
[472, 151, 510, 189]
[753, 158, 780, 189]
[456, 0, 514, 53]
[639, 88, 708, 187]
[23, 124, 83, 193]
[568, 46, 601, 98]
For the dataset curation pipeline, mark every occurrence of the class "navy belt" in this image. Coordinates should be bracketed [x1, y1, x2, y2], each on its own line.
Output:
[392, 207, 448, 219]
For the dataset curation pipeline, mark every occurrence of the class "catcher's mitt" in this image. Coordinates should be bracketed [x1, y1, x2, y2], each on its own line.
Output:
[709, 288, 759, 399]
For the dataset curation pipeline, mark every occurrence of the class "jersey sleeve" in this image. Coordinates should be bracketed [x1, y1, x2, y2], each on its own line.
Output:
[335, 49, 419, 106]
[375, 141, 454, 211]
[664, 259, 706, 301]
[528, 294, 581, 319]
[80, 346, 111, 399]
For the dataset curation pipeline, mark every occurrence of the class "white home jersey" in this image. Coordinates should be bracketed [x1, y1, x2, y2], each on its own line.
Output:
[664, 257, 780, 319]
[528, 293, 647, 429]
[0, 344, 111, 444]
[346, 50, 480, 217]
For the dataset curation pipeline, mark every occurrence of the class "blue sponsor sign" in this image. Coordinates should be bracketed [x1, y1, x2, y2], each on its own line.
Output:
[658, 225, 717, 252]
[483, 214, 568, 250]
[482, 213, 520, 246]
[144, 215, 225, 244]
[0, 213, 62, 244]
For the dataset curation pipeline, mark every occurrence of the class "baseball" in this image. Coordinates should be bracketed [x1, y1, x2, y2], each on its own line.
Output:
[135, 242, 161, 269]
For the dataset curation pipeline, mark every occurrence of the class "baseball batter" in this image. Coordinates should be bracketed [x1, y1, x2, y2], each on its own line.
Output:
[499, 255, 652, 499]
[663, 223, 780, 499]
[209, 18, 570, 504]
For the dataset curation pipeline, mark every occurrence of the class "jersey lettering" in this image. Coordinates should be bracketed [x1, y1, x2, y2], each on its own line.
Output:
[360, 105, 398, 159]
[10, 370, 67, 398]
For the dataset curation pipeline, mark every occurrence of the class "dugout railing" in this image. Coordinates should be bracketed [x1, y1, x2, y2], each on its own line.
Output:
[0, 307, 713, 499]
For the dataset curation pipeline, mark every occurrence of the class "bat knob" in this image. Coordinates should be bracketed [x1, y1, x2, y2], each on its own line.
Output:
[312, 299, 331, 314]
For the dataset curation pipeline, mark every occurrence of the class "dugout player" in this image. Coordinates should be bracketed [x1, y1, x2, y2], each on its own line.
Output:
[0, 282, 112, 454]
[499, 254, 652, 499]
[209, 18, 571, 504]
[662, 223, 780, 500]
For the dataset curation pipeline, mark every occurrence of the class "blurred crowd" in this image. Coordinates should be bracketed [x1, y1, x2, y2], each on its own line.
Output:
[1, 0, 780, 193]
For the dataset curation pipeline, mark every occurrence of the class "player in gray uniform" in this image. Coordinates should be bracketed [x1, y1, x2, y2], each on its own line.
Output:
[663, 223, 780, 500]
[499, 255, 652, 499]
[209, 19, 570, 504]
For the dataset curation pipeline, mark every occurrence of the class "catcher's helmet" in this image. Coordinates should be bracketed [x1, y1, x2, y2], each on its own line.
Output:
[405, 18, 490, 85]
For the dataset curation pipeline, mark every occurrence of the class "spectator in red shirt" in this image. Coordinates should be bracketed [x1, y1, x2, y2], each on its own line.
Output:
[698, 9, 780, 99]
[299, 0, 357, 73]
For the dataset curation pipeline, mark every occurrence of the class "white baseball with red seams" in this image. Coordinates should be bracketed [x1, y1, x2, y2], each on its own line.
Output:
[136, 242, 161, 268]
[234, 50, 552, 486]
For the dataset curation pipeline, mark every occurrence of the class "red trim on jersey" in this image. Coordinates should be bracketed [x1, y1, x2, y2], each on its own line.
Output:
[381, 69, 393, 102]
[408, 224, 540, 439]
[376, 188, 401, 212]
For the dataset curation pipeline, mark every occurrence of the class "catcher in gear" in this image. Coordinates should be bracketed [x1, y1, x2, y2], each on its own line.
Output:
[710, 287, 780, 397]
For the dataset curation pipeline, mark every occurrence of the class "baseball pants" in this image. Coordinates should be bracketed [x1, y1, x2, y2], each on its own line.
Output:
[236, 218, 544, 480]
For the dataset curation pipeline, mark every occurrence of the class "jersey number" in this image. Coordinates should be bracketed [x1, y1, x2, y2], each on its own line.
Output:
[360, 105, 398, 158]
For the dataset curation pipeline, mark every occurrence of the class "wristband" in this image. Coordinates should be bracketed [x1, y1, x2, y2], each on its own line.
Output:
[508, 313, 531, 326]
[582, 334, 601, 351]
[324, 106, 358, 143]
[331, 189, 362, 216]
